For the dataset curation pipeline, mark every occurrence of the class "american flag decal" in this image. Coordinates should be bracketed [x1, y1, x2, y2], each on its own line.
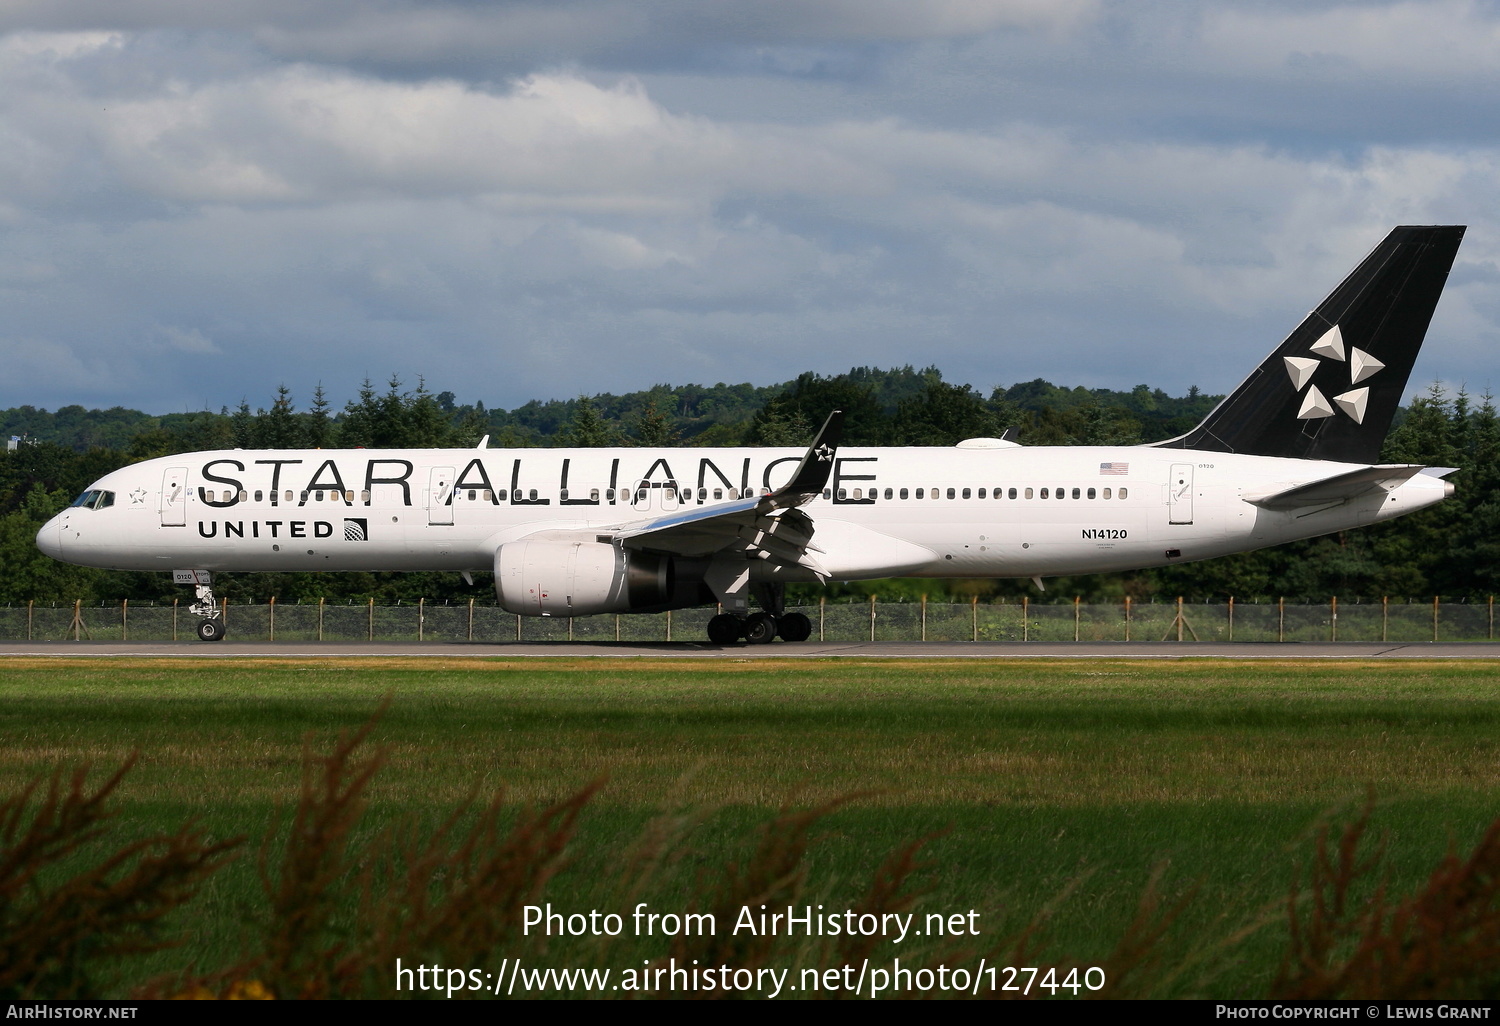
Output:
[1099, 462, 1129, 475]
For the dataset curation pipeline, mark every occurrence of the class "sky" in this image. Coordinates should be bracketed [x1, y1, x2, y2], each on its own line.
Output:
[2, 1, 1498, 415]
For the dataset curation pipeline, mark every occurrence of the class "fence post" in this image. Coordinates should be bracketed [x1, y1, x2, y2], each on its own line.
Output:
[615, 613, 621, 642]
[569, 615, 575, 641]
[665, 610, 671, 642]
[319, 597, 325, 641]
[468, 597, 474, 642]
[1228, 595, 1234, 641]
[1330, 595, 1337, 642]
[869, 594, 877, 642]
[921, 595, 927, 642]
[368, 597, 374, 642]
[972, 594, 979, 642]
[1382, 596, 1388, 643]
[1124, 595, 1130, 642]
[269, 596, 276, 642]
[27, 599, 33, 642]
[819, 595, 825, 642]
[222, 597, 228, 635]
[1491, 595, 1494, 641]
[1433, 595, 1439, 642]
[73, 599, 81, 641]
[172, 598, 178, 642]
[516, 613, 521, 642]
[1073, 595, 1080, 642]
[418, 597, 424, 641]
[1023, 595, 1029, 642]
[1278, 597, 1284, 643]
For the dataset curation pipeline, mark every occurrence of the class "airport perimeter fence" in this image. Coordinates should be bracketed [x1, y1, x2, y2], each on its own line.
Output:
[2, 595, 1498, 644]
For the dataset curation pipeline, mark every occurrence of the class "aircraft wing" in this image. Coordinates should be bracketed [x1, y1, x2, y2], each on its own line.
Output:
[607, 411, 843, 577]
[1243, 464, 1438, 511]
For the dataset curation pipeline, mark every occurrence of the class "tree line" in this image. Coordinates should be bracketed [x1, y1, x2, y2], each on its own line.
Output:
[1, 372, 1489, 606]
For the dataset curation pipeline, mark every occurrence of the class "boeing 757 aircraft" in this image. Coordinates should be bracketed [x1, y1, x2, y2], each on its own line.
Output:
[36, 225, 1465, 644]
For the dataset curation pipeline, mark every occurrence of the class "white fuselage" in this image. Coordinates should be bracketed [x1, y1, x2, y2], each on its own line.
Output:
[37, 444, 1450, 588]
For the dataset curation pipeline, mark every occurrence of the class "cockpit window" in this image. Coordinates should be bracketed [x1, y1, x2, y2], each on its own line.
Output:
[70, 490, 114, 510]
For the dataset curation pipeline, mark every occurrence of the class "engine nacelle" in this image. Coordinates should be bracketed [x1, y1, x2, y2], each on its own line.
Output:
[493, 538, 673, 616]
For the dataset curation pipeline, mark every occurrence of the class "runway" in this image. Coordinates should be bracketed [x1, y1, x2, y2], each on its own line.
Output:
[5, 640, 1500, 659]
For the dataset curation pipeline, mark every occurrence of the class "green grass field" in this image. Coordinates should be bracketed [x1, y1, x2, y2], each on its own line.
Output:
[4, 657, 1500, 998]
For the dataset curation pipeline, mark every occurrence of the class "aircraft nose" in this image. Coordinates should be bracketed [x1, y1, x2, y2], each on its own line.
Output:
[35, 517, 64, 559]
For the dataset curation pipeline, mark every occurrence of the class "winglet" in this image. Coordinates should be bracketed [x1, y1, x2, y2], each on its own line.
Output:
[764, 410, 844, 510]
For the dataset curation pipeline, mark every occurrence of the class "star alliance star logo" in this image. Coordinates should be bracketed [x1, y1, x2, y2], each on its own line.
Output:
[1283, 324, 1384, 424]
[129, 488, 147, 504]
[813, 444, 834, 462]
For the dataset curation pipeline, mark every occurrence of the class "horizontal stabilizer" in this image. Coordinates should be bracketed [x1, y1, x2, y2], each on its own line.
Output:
[1243, 465, 1426, 511]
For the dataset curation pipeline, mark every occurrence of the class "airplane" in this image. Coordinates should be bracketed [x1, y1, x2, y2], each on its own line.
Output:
[36, 225, 1465, 644]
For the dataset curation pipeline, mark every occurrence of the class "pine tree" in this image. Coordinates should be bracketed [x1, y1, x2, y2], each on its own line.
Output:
[305, 384, 332, 449]
[634, 396, 676, 447]
[564, 396, 617, 447]
[260, 386, 299, 449]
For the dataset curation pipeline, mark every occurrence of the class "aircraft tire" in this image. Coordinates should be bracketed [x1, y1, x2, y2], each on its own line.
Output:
[196, 619, 224, 643]
[706, 613, 743, 645]
[778, 612, 813, 643]
[744, 611, 779, 644]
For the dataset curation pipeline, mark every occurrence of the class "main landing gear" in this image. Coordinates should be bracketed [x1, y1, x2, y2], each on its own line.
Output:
[703, 582, 814, 645]
[705, 611, 812, 645]
[175, 569, 225, 642]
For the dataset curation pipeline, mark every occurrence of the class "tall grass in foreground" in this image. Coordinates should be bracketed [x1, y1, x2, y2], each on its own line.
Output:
[4, 721, 1500, 999]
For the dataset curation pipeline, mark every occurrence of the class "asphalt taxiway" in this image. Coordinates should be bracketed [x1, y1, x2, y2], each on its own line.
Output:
[4, 641, 1500, 659]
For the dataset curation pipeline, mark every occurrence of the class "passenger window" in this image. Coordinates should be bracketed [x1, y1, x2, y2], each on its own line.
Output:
[823, 489, 831, 499]
[962, 488, 971, 499]
[977, 488, 986, 499]
[1102, 487, 1111, 499]
[590, 489, 599, 501]
[1071, 488, 1080, 499]
[932, 488, 940, 500]
[513, 490, 523, 502]
[560, 489, 569, 501]
[362, 490, 372, 503]
[884, 488, 893, 500]
[1087, 488, 1096, 499]
[1009, 488, 1017, 499]
[838, 488, 847, 500]
[224, 491, 234, 503]
[315, 490, 323, 501]
[530, 489, 539, 501]
[254, 490, 263, 502]
[1056, 488, 1065, 500]
[715, 489, 724, 500]
[1025, 488, 1033, 499]
[606, 489, 614, 501]
[346, 491, 354, 502]
[1040, 488, 1049, 499]
[285, 490, 293, 502]
[1120, 487, 1129, 499]
[299, 491, 308, 502]
[900, 488, 909, 499]
[915, 488, 924, 499]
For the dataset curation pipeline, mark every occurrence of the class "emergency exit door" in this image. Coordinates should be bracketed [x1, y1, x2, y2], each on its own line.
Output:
[428, 466, 455, 525]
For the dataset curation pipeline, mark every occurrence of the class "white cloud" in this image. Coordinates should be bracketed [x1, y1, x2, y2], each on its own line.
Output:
[0, 11, 1497, 413]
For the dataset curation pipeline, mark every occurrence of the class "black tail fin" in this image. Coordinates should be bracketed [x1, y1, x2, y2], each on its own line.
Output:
[1158, 225, 1465, 463]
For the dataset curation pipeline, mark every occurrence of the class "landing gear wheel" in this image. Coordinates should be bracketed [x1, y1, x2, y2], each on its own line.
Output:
[706, 613, 744, 645]
[744, 611, 779, 645]
[195, 619, 224, 643]
[778, 612, 813, 643]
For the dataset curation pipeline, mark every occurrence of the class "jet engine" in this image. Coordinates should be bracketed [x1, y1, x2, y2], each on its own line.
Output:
[494, 538, 681, 616]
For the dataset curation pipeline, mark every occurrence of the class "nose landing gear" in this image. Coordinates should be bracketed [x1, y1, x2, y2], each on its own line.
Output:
[175, 569, 225, 642]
